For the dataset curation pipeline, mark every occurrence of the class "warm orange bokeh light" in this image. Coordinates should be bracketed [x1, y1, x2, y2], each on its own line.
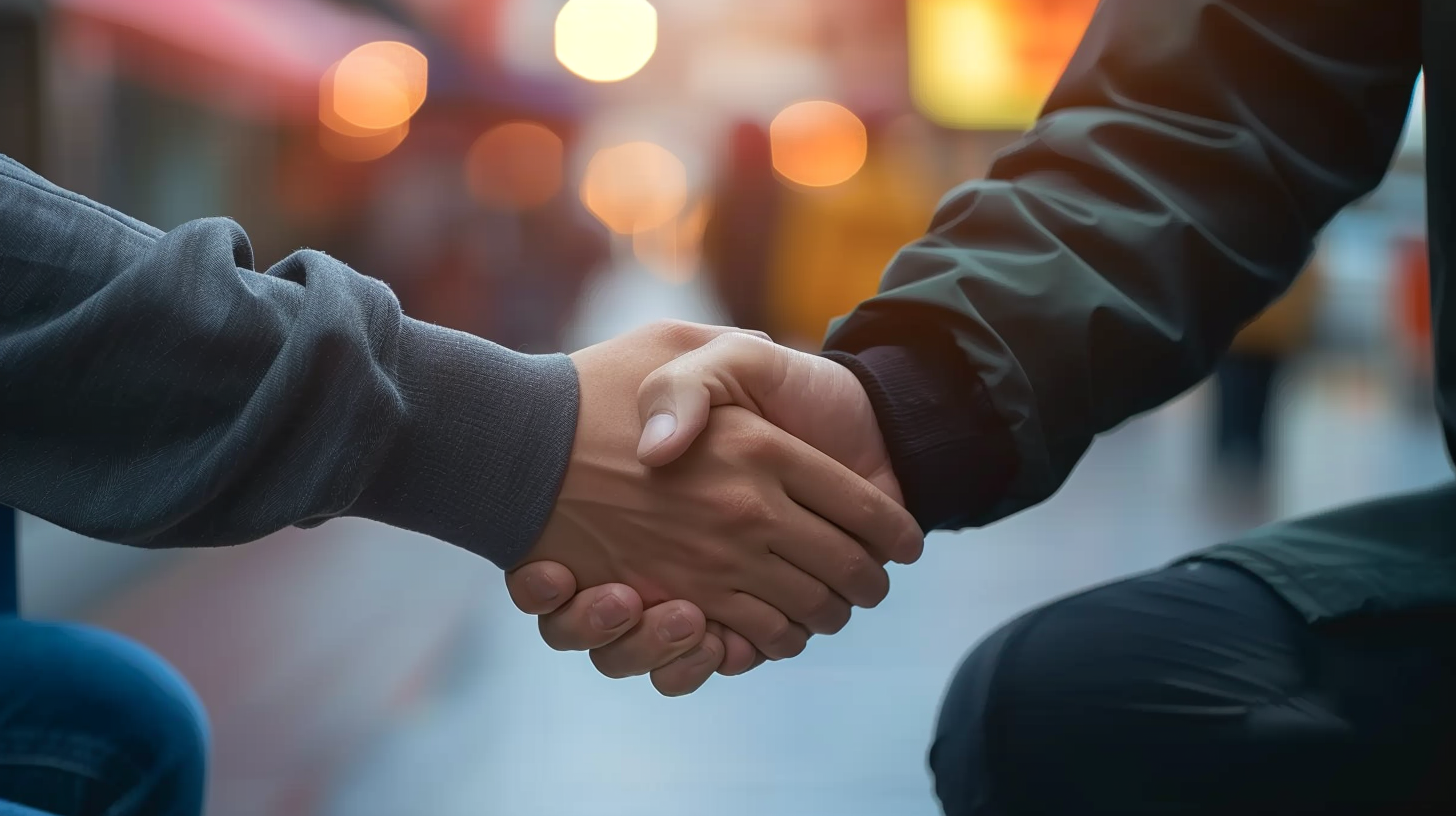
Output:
[330, 41, 428, 131]
[466, 122, 565, 211]
[555, 0, 658, 83]
[580, 141, 687, 234]
[320, 62, 378, 137]
[319, 119, 410, 163]
[770, 101, 868, 188]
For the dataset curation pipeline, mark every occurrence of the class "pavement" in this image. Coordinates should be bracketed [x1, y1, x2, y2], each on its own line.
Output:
[318, 261, 1454, 816]
[14, 252, 1450, 816]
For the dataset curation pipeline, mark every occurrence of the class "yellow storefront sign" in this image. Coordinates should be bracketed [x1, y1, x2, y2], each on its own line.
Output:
[909, 0, 1098, 130]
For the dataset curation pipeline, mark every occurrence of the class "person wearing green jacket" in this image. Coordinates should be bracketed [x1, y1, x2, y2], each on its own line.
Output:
[510, 0, 1456, 812]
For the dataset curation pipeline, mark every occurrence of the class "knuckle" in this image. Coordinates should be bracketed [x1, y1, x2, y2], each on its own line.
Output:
[762, 617, 804, 657]
[539, 619, 577, 652]
[715, 487, 774, 526]
[703, 546, 739, 574]
[716, 648, 754, 677]
[652, 665, 707, 697]
[775, 634, 807, 660]
[897, 527, 927, 564]
[637, 368, 668, 397]
[801, 581, 835, 620]
[733, 425, 782, 464]
[656, 600, 706, 639]
[764, 618, 792, 648]
[647, 318, 713, 350]
[655, 598, 697, 621]
[652, 678, 691, 698]
[812, 606, 851, 636]
[844, 554, 889, 605]
[801, 586, 850, 635]
[638, 370, 684, 408]
[688, 540, 738, 575]
[589, 651, 635, 680]
[712, 331, 762, 356]
[693, 542, 739, 574]
[652, 637, 723, 697]
[704, 331, 743, 352]
[841, 551, 871, 581]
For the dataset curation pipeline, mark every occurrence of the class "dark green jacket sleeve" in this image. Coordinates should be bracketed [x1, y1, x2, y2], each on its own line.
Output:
[825, 0, 1421, 530]
[0, 155, 577, 570]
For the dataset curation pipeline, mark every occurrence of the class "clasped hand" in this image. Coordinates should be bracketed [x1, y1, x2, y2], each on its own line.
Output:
[505, 320, 921, 695]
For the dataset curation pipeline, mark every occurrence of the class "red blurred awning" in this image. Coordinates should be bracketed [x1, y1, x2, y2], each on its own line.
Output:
[52, 0, 422, 122]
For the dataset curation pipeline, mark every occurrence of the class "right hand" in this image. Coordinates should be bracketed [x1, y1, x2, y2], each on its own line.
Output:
[519, 321, 923, 662]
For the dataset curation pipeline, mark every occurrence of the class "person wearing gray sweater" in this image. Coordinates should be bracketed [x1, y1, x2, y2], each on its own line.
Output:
[0, 154, 921, 816]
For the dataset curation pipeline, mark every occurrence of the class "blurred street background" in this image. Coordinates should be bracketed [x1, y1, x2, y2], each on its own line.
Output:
[0, 0, 1448, 814]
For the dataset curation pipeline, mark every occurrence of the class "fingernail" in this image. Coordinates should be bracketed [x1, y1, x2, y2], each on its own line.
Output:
[658, 612, 694, 643]
[590, 595, 631, 630]
[639, 413, 677, 455]
[523, 574, 559, 604]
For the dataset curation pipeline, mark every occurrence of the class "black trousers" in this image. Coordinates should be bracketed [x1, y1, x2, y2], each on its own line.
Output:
[930, 562, 1456, 815]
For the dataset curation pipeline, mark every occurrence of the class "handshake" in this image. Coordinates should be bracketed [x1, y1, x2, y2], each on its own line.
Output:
[504, 320, 924, 696]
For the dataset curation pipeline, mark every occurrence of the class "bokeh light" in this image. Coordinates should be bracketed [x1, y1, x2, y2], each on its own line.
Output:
[320, 61, 379, 138]
[555, 0, 658, 83]
[580, 141, 688, 234]
[318, 119, 410, 163]
[331, 41, 428, 131]
[466, 122, 565, 211]
[769, 101, 868, 188]
[909, 0, 1096, 129]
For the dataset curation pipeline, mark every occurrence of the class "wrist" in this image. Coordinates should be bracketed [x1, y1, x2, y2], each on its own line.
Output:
[821, 345, 1016, 531]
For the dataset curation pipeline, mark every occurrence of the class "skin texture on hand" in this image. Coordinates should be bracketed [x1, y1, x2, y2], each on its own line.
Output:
[507, 326, 916, 696]
[511, 321, 921, 691]
[635, 332, 903, 504]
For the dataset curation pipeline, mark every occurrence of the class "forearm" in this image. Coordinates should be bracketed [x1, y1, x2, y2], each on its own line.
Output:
[0, 155, 576, 568]
[826, 0, 1420, 530]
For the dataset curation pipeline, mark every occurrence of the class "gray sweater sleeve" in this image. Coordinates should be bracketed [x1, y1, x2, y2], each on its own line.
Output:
[0, 154, 578, 570]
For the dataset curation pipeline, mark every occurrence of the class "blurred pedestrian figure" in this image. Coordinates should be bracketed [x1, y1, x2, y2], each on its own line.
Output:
[1211, 253, 1323, 483]
[701, 121, 781, 336]
[500, 191, 611, 351]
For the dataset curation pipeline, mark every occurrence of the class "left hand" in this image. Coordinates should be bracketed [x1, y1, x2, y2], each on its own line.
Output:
[632, 331, 902, 503]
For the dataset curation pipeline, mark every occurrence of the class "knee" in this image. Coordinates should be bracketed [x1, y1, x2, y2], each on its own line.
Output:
[930, 600, 1152, 816]
[0, 619, 208, 799]
[927, 614, 1024, 816]
[930, 595, 1180, 815]
[929, 566, 1308, 816]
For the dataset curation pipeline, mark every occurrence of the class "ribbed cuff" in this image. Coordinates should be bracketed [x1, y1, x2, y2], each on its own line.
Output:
[352, 318, 579, 570]
[822, 345, 1016, 531]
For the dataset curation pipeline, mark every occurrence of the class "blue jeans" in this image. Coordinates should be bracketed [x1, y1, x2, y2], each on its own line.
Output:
[0, 619, 208, 816]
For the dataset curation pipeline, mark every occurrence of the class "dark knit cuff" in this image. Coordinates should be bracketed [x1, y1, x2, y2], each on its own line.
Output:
[822, 345, 1016, 531]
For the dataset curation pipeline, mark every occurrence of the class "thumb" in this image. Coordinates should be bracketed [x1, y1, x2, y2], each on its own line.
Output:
[636, 332, 785, 467]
